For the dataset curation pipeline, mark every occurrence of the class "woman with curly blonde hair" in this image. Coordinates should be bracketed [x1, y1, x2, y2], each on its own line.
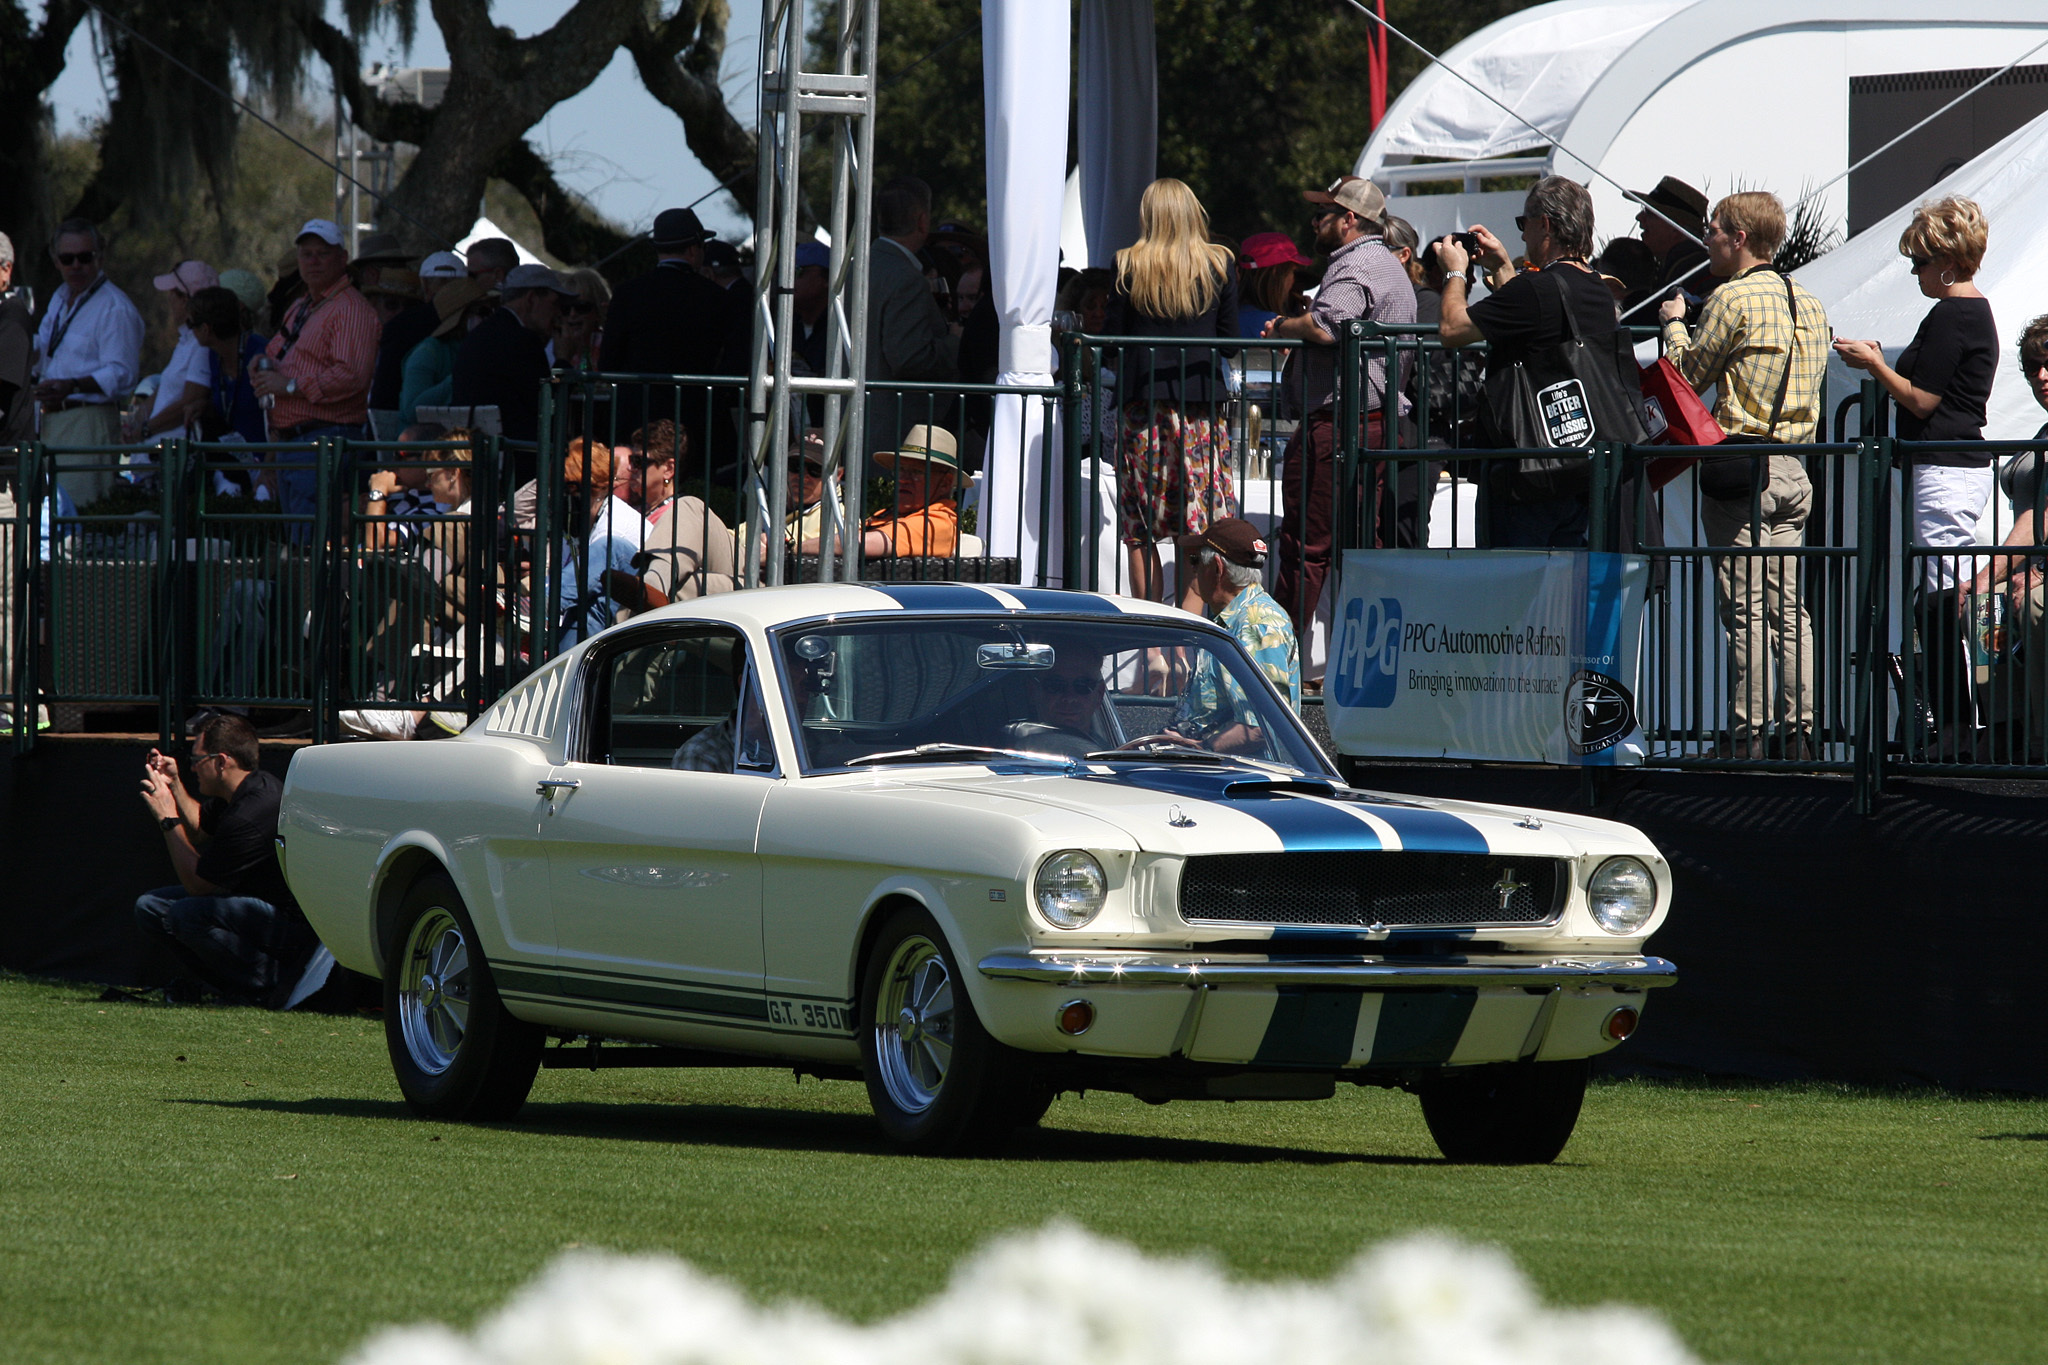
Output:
[1836, 194, 1998, 748]
[1106, 178, 1240, 603]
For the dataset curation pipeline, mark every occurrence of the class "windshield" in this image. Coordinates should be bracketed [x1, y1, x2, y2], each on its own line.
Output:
[772, 615, 1330, 775]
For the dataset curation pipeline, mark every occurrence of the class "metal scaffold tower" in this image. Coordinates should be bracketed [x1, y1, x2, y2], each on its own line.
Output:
[744, 0, 880, 586]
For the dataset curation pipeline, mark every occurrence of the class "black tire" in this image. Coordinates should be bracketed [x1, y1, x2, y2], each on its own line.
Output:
[383, 872, 543, 1121]
[859, 907, 1036, 1154]
[1416, 1058, 1589, 1164]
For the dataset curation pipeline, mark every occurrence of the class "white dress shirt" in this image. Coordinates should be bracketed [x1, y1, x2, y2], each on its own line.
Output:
[33, 274, 145, 404]
[148, 326, 210, 424]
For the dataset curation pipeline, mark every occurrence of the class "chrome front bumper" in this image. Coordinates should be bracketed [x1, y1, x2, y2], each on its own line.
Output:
[977, 950, 1677, 990]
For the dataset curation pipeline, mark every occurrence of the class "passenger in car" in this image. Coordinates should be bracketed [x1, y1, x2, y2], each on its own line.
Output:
[1168, 517, 1300, 753]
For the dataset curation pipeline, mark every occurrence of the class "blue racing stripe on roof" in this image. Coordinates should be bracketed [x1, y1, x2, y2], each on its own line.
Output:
[1003, 588, 1123, 614]
[1078, 767, 1380, 851]
[864, 583, 1007, 612]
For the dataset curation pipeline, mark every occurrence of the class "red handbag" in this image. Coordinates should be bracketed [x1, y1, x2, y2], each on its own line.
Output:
[1637, 356, 1723, 488]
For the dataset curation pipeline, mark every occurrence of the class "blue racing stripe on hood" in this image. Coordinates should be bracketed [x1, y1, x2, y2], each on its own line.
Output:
[1078, 766, 1380, 851]
[865, 583, 1006, 612]
[1329, 794, 1490, 854]
[1003, 588, 1123, 614]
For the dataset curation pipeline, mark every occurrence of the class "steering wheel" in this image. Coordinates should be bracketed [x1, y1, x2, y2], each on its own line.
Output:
[1000, 721, 1097, 759]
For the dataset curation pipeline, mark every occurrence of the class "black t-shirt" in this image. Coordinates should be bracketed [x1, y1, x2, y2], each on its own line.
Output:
[1896, 296, 1998, 459]
[0, 290, 34, 447]
[195, 770, 297, 912]
[1468, 263, 1620, 378]
[373, 300, 440, 411]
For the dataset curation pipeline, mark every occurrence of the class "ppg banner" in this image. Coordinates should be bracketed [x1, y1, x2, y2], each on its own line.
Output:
[1326, 550, 1649, 766]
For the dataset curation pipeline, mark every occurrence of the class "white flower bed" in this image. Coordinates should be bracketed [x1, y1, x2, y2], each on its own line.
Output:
[344, 1223, 1702, 1365]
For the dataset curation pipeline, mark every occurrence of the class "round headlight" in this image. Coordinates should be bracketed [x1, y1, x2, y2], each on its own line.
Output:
[1034, 851, 1107, 929]
[1587, 856, 1656, 934]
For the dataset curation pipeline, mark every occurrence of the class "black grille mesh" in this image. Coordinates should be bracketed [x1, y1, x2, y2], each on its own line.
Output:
[1179, 851, 1564, 928]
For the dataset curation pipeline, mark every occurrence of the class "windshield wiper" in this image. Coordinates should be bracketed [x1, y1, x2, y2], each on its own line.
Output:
[846, 743, 1073, 768]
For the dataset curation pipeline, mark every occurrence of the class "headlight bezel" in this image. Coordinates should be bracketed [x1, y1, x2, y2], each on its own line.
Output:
[1587, 855, 1657, 935]
[1034, 850, 1108, 929]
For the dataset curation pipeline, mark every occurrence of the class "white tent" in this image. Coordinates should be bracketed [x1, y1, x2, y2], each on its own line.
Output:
[1801, 108, 2048, 443]
[454, 217, 545, 268]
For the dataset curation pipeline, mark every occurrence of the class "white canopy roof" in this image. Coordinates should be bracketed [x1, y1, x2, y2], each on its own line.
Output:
[1801, 108, 2048, 442]
[455, 217, 544, 267]
[1365, 0, 1697, 163]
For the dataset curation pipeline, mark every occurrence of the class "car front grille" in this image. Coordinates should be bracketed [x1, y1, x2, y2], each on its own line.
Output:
[1179, 851, 1566, 929]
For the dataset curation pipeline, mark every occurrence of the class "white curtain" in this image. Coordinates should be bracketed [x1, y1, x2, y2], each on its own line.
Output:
[982, 0, 1071, 583]
[1078, 0, 1157, 268]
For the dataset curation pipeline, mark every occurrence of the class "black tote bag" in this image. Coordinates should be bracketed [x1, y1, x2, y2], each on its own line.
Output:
[1481, 267, 1649, 502]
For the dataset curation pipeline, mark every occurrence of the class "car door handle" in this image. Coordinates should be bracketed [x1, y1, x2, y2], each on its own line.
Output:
[537, 778, 582, 796]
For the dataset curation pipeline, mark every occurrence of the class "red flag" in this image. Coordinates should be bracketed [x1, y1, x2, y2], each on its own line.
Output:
[1368, 0, 1390, 129]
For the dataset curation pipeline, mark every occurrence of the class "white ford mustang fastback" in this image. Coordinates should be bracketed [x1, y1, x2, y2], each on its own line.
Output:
[280, 583, 1675, 1161]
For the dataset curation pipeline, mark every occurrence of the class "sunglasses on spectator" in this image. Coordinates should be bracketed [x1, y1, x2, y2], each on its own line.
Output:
[1909, 256, 1934, 271]
[563, 300, 596, 316]
[189, 749, 225, 768]
[57, 251, 96, 266]
[1033, 674, 1102, 696]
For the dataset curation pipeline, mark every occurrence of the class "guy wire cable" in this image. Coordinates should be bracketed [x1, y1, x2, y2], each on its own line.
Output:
[81, 0, 462, 253]
[1338, 0, 2048, 321]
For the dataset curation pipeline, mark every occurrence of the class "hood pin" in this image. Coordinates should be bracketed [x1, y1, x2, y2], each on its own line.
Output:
[1167, 804, 1196, 828]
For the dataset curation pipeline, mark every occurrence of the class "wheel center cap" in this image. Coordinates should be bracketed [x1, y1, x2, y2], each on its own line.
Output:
[896, 1006, 920, 1044]
[421, 974, 441, 1011]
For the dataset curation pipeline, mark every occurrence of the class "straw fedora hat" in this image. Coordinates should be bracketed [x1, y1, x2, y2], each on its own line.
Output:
[873, 424, 961, 472]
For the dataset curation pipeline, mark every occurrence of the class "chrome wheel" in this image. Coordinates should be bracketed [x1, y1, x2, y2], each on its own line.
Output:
[397, 905, 471, 1076]
[873, 934, 955, 1114]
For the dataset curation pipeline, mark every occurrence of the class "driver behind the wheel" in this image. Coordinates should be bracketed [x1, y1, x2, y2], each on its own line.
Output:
[1002, 644, 1112, 757]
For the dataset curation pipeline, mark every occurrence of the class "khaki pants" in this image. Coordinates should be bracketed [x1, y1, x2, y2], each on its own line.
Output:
[1700, 454, 1816, 744]
[39, 402, 120, 507]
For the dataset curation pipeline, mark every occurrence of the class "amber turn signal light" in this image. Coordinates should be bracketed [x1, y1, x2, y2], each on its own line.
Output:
[1056, 999, 1095, 1036]
[1603, 1006, 1640, 1041]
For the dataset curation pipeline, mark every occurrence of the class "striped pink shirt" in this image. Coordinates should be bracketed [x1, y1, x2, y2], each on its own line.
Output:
[265, 279, 380, 430]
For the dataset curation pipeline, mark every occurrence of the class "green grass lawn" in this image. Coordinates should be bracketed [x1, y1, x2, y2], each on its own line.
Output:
[1, 971, 2043, 1365]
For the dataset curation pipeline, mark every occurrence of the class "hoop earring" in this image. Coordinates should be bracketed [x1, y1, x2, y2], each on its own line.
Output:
[1940, 269, 1957, 287]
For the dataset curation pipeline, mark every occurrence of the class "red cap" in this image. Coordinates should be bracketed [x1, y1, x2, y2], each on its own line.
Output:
[1240, 232, 1310, 271]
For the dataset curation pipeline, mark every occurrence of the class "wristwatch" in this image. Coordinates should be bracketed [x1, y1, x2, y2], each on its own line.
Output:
[159, 816, 181, 831]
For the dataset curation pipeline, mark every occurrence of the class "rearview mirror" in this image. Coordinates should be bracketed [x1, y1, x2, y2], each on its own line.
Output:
[977, 641, 1054, 670]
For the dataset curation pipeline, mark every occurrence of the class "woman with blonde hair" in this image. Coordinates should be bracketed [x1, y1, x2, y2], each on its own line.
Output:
[1836, 195, 1998, 750]
[1105, 177, 1240, 604]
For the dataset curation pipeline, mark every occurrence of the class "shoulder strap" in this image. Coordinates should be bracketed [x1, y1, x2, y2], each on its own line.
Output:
[1543, 267, 1588, 344]
[1763, 272, 1796, 437]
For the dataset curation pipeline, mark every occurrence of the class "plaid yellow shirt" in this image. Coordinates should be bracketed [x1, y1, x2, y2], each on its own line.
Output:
[1661, 266, 1830, 443]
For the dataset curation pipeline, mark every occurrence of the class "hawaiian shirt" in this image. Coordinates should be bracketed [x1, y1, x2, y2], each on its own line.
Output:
[1173, 582, 1302, 741]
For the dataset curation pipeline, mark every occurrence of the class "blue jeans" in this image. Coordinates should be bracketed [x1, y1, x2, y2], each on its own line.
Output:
[133, 885, 310, 1005]
[273, 423, 368, 523]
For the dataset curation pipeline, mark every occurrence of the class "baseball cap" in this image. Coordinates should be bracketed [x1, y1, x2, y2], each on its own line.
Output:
[702, 240, 742, 274]
[217, 269, 267, 313]
[296, 219, 345, 247]
[794, 242, 831, 272]
[1301, 175, 1387, 225]
[1176, 517, 1269, 569]
[153, 260, 220, 295]
[1240, 232, 1310, 271]
[503, 263, 578, 296]
[419, 251, 465, 280]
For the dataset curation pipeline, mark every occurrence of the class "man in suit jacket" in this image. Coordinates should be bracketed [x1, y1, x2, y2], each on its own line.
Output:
[451, 263, 576, 461]
[600, 208, 739, 454]
[867, 177, 959, 451]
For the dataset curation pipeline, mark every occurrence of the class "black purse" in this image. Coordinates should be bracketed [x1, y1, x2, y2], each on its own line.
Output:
[1481, 267, 1649, 502]
[1694, 272, 1797, 501]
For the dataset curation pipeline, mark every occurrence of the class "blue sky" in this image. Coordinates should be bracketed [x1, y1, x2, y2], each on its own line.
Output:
[45, 0, 763, 243]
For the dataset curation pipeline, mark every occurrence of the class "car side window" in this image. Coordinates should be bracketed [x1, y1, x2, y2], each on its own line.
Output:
[590, 627, 757, 770]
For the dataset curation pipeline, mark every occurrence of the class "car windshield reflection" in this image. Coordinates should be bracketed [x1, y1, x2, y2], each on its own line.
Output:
[772, 616, 1329, 776]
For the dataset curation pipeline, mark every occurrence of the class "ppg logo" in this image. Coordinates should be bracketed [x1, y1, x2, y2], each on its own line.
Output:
[1331, 596, 1402, 708]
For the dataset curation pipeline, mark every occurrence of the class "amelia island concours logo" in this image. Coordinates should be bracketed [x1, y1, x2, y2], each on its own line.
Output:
[1565, 669, 1636, 755]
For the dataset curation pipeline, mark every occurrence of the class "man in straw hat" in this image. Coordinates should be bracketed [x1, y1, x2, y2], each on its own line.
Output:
[825, 423, 962, 560]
